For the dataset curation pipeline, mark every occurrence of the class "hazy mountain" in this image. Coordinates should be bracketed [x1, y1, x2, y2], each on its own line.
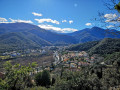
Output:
[68, 27, 120, 43]
[0, 23, 77, 43]
[0, 23, 78, 51]
[0, 23, 120, 52]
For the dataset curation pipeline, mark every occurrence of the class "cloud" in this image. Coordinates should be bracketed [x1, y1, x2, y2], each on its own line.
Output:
[105, 19, 117, 24]
[104, 14, 119, 24]
[9, 18, 33, 23]
[38, 24, 78, 33]
[85, 23, 92, 26]
[106, 25, 114, 28]
[0, 17, 33, 24]
[32, 12, 42, 16]
[104, 14, 117, 20]
[105, 19, 112, 22]
[0, 17, 7, 22]
[62, 20, 67, 23]
[69, 20, 73, 24]
[35, 18, 60, 24]
[62, 28, 78, 32]
[0, 22, 11, 23]
[0, 17, 12, 23]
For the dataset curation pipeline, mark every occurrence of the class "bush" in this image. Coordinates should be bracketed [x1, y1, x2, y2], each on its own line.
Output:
[35, 70, 51, 87]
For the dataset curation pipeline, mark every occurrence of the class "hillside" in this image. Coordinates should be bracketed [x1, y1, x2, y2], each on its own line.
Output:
[0, 23, 77, 51]
[68, 27, 120, 43]
[0, 32, 42, 52]
[88, 38, 120, 55]
[0, 23, 120, 51]
[67, 41, 99, 51]
[28, 29, 77, 45]
[0, 23, 77, 44]
[104, 52, 120, 65]
[68, 38, 120, 55]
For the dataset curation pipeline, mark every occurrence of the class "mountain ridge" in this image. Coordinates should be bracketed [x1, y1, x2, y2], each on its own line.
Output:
[0, 23, 77, 51]
[67, 26, 120, 43]
[0, 23, 120, 52]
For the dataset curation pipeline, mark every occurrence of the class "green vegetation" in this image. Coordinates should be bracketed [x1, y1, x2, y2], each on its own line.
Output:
[68, 40, 99, 51]
[0, 61, 37, 90]
[0, 55, 11, 60]
[68, 38, 120, 55]
[115, 2, 120, 12]
[1, 1, 120, 89]
[0, 22, 77, 52]
[27, 55, 120, 90]
[0, 32, 50, 53]
[35, 70, 51, 87]
[104, 52, 120, 65]
[89, 38, 120, 55]
[0, 41, 120, 90]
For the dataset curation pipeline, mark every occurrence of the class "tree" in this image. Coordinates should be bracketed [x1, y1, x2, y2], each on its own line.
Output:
[35, 70, 51, 87]
[0, 61, 37, 90]
[97, 0, 120, 29]
[115, 2, 120, 12]
[0, 78, 8, 90]
[35, 72, 42, 86]
[42, 70, 51, 86]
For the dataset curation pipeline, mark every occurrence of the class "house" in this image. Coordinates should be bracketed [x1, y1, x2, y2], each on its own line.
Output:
[64, 58, 69, 62]
[91, 57, 95, 60]
[78, 61, 89, 66]
[63, 64, 69, 68]
[11, 53, 17, 57]
[70, 63, 77, 68]
[41, 50, 46, 54]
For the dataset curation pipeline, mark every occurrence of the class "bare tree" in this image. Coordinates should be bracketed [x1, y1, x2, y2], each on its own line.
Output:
[93, 0, 120, 29]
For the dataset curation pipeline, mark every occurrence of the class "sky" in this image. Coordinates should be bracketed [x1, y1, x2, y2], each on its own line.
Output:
[0, 0, 118, 33]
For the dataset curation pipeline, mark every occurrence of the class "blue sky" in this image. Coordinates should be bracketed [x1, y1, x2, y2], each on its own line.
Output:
[0, 0, 118, 33]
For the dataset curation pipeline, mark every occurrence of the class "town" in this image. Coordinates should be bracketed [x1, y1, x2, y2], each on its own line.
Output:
[52, 50, 104, 72]
[0, 46, 104, 75]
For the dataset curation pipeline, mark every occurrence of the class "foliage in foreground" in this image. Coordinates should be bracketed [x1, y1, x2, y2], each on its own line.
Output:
[27, 52, 120, 90]
[0, 61, 37, 90]
[35, 70, 51, 87]
[1, 51, 120, 90]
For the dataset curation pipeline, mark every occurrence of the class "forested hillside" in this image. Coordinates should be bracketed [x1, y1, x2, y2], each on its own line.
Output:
[89, 38, 120, 55]
[68, 41, 99, 51]
[0, 32, 51, 52]
[0, 23, 77, 52]
[68, 38, 120, 55]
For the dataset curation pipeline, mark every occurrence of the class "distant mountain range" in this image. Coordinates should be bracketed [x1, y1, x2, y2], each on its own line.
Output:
[0, 23, 120, 51]
[0, 23, 77, 52]
[68, 27, 120, 43]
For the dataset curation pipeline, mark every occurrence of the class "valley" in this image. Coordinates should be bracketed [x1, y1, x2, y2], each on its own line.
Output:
[1, 0, 120, 89]
[0, 23, 120, 90]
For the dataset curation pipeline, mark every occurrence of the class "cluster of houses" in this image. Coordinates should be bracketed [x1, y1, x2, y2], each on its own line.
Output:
[53, 51, 97, 70]
[0, 46, 66, 60]
[0, 49, 47, 59]
[2, 51, 21, 57]
[25, 49, 46, 54]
